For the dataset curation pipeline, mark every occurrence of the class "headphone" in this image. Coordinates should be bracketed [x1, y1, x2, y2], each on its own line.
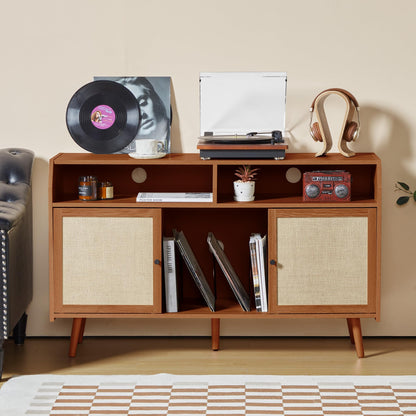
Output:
[309, 88, 360, 143]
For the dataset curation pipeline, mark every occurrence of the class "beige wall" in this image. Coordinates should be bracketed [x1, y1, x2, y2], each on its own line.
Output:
[2, 0, 416, 337]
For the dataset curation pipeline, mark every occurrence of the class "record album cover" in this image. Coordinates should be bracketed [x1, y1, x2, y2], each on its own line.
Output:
[94, 76, 171, 154]
[173, 229, 215, 312]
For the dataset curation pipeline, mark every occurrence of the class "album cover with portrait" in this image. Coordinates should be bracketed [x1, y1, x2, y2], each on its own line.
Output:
[94, 76, 171, 154]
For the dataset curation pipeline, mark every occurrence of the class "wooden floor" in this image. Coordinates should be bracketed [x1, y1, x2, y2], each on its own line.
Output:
[2, 336, 416, 386]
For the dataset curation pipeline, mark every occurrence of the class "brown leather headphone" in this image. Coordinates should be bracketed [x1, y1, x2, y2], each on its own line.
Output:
[309, 88, 360, 143]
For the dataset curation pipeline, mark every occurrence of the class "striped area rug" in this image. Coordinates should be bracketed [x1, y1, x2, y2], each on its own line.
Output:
[1, 374, 416, 415]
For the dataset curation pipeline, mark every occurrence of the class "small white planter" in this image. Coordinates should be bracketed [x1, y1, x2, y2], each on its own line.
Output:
[233, 180, 255, 202]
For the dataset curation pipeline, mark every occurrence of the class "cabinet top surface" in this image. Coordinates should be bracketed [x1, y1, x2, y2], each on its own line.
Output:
[51, 152, 380, 165]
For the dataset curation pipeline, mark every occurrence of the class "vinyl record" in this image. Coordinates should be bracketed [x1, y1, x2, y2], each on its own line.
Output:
[66, 80, 141, 153]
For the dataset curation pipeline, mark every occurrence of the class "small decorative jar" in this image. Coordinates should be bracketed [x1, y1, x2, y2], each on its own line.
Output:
[78, 176, 97, 201]
[98, 181, 114, 200]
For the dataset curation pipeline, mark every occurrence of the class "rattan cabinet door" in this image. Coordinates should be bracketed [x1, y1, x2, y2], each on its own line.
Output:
[52, 208, 162, 315]
[268, 208, 377, 314]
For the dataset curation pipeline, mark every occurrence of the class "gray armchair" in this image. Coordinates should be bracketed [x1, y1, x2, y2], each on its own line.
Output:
[0, 148, 34, 379]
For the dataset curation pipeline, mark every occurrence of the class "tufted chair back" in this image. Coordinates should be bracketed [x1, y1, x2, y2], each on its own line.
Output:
[0, 148, 34, 379]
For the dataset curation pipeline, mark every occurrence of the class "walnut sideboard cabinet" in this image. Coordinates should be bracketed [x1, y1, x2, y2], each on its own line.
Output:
[49, 152, 381, 358]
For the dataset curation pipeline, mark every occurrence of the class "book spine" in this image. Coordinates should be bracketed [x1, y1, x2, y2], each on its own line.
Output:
[249, 240, 262, 312]
[138, 198, 212, 202]
[257, 236, 268, 313]
[137, 193, 213, 203]
[163, 238, 178, 313]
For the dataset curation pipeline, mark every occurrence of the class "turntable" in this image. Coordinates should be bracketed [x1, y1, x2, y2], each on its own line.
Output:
[197, 72, 288, 159]
[197, 130, 288, 160]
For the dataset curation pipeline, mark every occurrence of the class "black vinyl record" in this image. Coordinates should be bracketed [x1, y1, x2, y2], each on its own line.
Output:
[66, 80, 141, 153]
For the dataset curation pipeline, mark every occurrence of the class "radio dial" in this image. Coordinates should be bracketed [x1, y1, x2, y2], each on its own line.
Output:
[305, 184, 320, 198]
[335, 184, 349, 199]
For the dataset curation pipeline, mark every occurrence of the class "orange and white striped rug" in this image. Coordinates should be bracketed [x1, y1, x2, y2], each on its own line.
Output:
[1, 374, 416, 415]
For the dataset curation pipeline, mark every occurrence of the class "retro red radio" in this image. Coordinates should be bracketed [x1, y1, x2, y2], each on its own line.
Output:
[303, 170, 351, 201]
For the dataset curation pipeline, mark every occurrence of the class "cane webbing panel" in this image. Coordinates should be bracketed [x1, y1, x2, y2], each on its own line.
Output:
[277, 217, 367, 305]
[62, 216, 153, 305]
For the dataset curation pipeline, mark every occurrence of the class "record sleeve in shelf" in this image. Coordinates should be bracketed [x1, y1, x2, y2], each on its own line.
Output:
[173, 229, 215, 312]
[207, 232, 250, 312]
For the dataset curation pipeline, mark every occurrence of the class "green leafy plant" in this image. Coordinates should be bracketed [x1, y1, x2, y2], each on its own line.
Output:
[234, 165, 260, 182]
[395, 181, 416, 205]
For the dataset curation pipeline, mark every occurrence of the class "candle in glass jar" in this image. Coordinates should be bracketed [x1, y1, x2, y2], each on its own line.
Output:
[98, 181, 113, 200]
[78, 176, 97, 200]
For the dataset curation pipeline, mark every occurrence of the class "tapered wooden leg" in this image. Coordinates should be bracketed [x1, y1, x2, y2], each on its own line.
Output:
[69, 318, 84, 358]
[347, 318, 364, 358]
[78, 318, 86, 344]
[211, 318, 220, 351]
[346, 318, 355, 344]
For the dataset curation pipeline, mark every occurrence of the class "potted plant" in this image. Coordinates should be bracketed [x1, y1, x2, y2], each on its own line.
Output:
[233, 165, 260, 202]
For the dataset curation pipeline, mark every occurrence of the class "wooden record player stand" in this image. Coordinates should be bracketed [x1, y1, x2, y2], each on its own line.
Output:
[49, 152, 381, 358]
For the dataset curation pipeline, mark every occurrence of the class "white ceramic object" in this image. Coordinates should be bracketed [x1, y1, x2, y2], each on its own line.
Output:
[233, 181, 255, 202]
